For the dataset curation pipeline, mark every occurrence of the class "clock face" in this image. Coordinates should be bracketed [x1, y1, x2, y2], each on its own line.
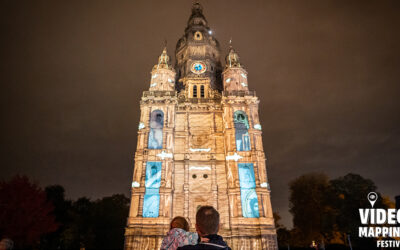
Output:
[191, 62, 207, 74]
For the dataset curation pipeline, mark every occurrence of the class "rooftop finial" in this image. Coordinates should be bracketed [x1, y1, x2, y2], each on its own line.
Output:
[192, 2, 203, 13]
[187, 1, 207, 27]
[163, 39, 168, 53]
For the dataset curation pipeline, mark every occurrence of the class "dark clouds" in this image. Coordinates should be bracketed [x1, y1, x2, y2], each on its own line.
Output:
[1, 0, 399, 227]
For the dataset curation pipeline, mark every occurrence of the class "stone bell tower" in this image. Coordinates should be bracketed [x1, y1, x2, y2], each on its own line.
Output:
[125, 3, 277, 250]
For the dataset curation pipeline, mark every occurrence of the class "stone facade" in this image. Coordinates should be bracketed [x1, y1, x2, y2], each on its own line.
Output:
[125, 3, 277, 250]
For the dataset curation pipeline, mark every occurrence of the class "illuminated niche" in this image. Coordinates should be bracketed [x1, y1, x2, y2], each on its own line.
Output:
[142, 161, 162, 217]
[234, 111, 251, 151]
[148, 110, 164, 149]
[238, 163, 259, 218]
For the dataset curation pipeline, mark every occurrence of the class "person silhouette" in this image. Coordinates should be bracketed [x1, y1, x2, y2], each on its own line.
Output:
[177, 206, 231, 250]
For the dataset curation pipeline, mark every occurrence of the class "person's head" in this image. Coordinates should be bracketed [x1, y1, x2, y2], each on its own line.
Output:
[0, 238, 13, 250]
[170, 216, 189, 231]
[195, 206, 220, 236]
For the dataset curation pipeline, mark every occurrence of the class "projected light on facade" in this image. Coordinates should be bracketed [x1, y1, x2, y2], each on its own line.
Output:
[143, 161, 162, 217]
[148, 110, 164, 149]
[238, 163, 260, 218]
[234, 111, 251, 151]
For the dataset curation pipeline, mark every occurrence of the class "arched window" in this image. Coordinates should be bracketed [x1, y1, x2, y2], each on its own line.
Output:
[200, 85, 205, 97]
[193, 85, 197, 98]
[238, 163, 259, 218]
[148, 110, 164, 149]
[234, 111, 251, 151]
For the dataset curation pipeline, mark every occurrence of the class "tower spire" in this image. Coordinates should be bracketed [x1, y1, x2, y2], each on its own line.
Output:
[225, 43, 242, 68]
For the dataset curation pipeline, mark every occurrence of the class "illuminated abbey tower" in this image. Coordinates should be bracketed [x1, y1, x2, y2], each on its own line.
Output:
[125, 3, 278, 249]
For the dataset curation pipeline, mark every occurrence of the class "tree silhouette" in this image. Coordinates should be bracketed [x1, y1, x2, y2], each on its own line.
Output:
[91, 194, 129, 249]
[286, 172, 393, 249]
[40, 185, 72, 250]
[38, 193, 129, 250]
[330, 173, 386, 249]
[0, 175, 58, 249]
[289, 173, 335, 246]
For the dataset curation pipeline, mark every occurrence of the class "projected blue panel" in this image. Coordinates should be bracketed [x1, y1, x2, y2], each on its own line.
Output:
[148, 128, 163, 149]
[148, 110, 164, 149]
[143, 161, 162, 218]
[238, 163, 259, 218]
[143, 193, 160, 217]
[238, 163, 256, 189]
[234, 111, 251, 151]
[235, 132, 251, 151]
[145, 162, 162, 188]
[240, 188, 260, 218]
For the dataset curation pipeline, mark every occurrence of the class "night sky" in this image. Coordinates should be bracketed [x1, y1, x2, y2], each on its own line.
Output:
[1, 0, 399, 227]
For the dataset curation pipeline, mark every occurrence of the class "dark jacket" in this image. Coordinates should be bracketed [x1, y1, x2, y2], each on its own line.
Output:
[177, 234, 231, 250]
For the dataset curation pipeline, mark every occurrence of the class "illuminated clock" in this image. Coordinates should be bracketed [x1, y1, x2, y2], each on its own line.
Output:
[191, 62, 207, 74]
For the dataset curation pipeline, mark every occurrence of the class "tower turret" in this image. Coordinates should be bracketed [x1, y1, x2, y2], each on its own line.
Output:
[222, 45, 249, 92]
[149, 47, 176, 91]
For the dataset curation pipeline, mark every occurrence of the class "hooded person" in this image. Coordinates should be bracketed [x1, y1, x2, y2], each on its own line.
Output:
[161, 216, 199, 250]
